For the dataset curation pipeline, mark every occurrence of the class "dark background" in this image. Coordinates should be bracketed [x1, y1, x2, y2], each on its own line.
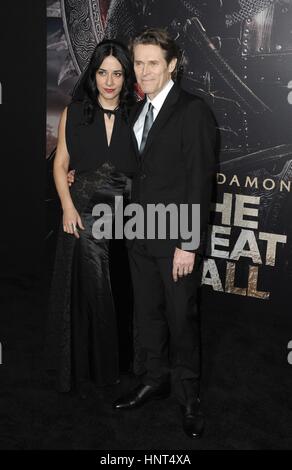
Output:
[0, 3, 46, 292]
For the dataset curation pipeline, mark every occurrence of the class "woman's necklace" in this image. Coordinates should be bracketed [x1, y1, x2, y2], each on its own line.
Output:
[97, 100, 120, 119]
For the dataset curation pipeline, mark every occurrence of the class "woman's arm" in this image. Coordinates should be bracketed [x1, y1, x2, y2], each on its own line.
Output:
[53, 107, 84, 237]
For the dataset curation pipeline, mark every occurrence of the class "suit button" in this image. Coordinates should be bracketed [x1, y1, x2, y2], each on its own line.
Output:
[140, 174, 146, 179]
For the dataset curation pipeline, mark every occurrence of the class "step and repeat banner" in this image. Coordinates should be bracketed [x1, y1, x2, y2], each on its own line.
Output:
[47, 0, 292, 308]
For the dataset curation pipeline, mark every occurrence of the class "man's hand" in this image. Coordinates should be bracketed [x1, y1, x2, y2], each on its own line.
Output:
[67, 169, 75, 187]
[172, 247, 195, 282]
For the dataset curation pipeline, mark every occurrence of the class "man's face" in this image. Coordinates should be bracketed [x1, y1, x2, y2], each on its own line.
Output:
[133, 44, 177, 100]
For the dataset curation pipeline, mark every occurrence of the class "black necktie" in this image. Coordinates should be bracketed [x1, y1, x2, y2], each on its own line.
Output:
[139, 102, 154, 154]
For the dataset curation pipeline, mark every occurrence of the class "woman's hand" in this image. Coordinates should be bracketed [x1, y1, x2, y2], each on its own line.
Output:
[67, 169, 75, 187]
[63, 206, 85, 238]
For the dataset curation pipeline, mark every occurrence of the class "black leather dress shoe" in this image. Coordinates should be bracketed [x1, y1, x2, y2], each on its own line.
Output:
[113, 383, 170, 410]
[181, 398, 204, 439]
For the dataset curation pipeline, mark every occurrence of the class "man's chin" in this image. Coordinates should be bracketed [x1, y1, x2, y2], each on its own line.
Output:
[139, 82, 152, 91]
[141, 88, 154, 96]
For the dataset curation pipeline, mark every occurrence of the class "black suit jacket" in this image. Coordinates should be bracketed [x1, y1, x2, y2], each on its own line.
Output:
[127, 84, 216, 257]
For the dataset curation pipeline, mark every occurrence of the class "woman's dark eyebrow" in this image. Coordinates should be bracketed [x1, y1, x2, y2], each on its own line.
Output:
[98, 68, 123, 72]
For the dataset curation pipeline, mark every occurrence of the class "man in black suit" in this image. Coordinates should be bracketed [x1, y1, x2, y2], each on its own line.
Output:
[113, 28, 216, 439]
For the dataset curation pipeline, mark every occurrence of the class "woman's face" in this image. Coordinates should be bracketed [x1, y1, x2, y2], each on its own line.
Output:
[95, 55, 124, 103]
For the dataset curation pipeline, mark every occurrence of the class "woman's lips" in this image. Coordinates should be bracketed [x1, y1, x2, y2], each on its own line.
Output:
[104, 88, 115, 93]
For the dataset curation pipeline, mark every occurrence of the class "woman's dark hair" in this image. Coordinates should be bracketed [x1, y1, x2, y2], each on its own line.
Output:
[71, 39, 135, 124]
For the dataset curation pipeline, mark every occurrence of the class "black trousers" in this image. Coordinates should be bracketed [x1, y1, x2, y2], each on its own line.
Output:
[128, 240, 202, 406]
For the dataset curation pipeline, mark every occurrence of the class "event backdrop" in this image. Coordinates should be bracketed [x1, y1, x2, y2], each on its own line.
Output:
[47, 0, 292, 308]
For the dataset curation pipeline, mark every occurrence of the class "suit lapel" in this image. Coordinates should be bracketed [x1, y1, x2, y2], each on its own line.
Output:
[140, 85, 181, 161]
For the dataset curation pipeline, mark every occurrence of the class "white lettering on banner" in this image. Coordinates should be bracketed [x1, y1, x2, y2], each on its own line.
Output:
[216, 173, 291, 192]
[202, 193, 288, 299]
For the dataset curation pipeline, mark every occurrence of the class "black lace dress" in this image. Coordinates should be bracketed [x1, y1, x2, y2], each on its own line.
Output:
[46, 101, 137, 392]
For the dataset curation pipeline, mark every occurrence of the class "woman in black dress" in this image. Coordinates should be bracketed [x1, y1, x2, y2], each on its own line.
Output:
[48, 40, 137, 395]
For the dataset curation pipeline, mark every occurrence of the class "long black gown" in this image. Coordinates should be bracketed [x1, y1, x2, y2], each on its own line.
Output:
[46, 101, 137, 392]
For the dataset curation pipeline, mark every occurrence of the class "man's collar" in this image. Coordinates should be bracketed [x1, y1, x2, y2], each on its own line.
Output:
[146, 79, 174, 112]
